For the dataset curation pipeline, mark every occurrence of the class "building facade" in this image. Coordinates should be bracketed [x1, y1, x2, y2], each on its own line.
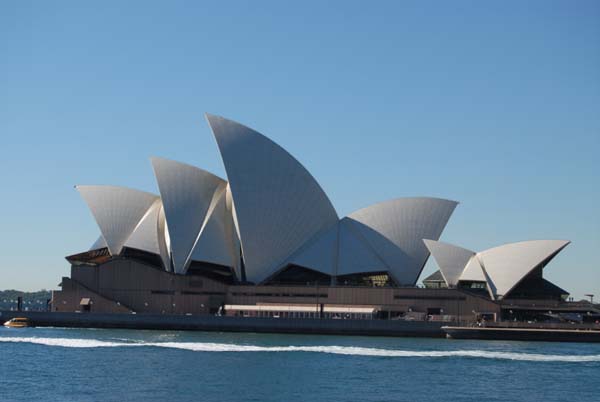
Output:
[52, 114, 592, 323]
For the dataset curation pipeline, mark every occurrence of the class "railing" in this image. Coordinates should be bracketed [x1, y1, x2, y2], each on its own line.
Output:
[478, 321, 600, 331]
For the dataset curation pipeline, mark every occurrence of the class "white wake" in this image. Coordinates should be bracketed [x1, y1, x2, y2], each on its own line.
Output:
[1, 337, 599, 362]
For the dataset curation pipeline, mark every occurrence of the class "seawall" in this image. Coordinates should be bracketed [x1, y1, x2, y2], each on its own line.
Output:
[443, 326, 600, 343]
[0, 311, 446, 338]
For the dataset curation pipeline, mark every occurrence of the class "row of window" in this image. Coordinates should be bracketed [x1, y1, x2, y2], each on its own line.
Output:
[150, 290, 226, 296]
[394, 295, 466, 301]
[231, 292, 328, 298]
[229, 311, 373, 320]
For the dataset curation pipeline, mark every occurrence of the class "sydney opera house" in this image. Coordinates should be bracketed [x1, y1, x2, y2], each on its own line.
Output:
[52, 114, 585, 322]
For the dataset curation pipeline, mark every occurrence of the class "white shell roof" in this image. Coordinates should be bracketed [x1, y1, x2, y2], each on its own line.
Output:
[151, 157, 226, 274]
[286, 222, 339, 276]
[125, 198, 163, 255]
[348, 197, 458, 285]
[424, 239, 571, 299]
[76, 114, 570, 295]
[77, 185, 159, 256]
[423, 239, 474, 287]
[478, 239, 570, 299]
[207, 113, 339, 283]
[189, 185, 239, 273]
[459, 255, 487, 282]
[337, 218, 389, 276]
[88, 198, 172, 272]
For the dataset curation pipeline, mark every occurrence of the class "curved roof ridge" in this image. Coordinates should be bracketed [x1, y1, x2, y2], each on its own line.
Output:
[347, 196, 459, 217]
[205, 113, 337, 215]
[423, 238, 475, 254]
[149, 155, 226, 182]
[480, 239, 571, 253]
[75, 184, 157, 197]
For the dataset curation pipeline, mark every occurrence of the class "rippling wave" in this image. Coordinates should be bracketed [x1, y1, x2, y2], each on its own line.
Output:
[1, 336, 599, 362]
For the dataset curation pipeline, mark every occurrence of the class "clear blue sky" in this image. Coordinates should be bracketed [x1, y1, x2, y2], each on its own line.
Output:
[1, 1, 598, 299]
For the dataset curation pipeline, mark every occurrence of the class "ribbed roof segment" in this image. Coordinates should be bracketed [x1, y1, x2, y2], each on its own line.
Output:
[206, 114, 339, 283]
[337, 218, 389, 276]
[287, 222, 339, 276]
[189, 185, 239, 273]
[423, 239, 475, 287]
[425, 239, 572, 299]
[76, 185, 158, 256]
[348, 197, 458, 285]
[151, 157, 226, 274]
[125, 198, 163, 255]
[478, 240, 570, 299]
[459, 255, 487, 282]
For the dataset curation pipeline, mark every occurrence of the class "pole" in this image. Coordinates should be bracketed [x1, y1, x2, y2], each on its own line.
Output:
[457, 291, 460, 325]
[316, 281, 320, 319]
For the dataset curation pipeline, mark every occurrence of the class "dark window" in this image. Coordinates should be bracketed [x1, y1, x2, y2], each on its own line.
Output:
[122, 247, 164, 268]
[231, 292, 327, 298]
[265, 264, 331, 286]
[181, 291, 226, 296]
[187, 261, 235, 284]
[151, 290, 175, 295]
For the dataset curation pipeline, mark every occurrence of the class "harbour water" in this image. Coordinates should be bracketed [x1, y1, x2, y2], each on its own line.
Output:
[1, 327, 599, 402]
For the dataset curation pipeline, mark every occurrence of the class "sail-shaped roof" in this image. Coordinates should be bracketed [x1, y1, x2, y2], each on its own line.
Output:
[423, 239, 475, 287]
[336, 218, 389, 276]
[347, 197, 458, 285]
[125, 198, 163, 255]
[74, 113, 571, 299]
[206, 114, 339, 283]
[286, 222, 339, 276]
[478, 240, 570, 299]
[189, 185, 239, 272]
[76, 185, 158, 256]
[459, 255, 487, 282]
[424, 239, 571, 299]
[151, 157, 226, 274]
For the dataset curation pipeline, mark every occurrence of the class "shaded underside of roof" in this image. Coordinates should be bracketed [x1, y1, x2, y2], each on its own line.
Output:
[422, 270, 445, 283]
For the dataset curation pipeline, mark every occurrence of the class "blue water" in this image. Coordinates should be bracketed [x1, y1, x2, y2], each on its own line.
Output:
[1, 327, 599, 402]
